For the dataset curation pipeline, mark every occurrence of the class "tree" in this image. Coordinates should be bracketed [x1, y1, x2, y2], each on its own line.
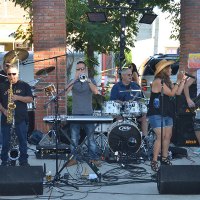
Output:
[11, 0, 179, 70]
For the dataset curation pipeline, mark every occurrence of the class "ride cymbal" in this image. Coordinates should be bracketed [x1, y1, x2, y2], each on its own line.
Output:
[4, 49, 29, 64]
[36, 66, 55, 76]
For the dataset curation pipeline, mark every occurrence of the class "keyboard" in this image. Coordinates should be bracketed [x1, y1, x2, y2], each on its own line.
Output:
[66, 115, 113, 122]
[43, 115, 113, 123]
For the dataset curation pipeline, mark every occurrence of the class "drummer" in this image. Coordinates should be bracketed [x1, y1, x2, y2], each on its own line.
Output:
[110, 67, 148, 138]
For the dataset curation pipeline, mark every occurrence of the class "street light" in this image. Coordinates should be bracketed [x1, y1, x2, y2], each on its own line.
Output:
[86, 12, 107, 22]
[139, 13, 157, 24]
[86, 3, 157, 73]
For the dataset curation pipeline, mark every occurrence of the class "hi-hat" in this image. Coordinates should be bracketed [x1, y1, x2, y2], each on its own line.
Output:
[36, 66, 55, 76]
[4, 49, 29, 64]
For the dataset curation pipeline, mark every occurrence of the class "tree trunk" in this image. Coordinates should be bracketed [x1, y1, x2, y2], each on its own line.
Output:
[180, 0, 200, 72]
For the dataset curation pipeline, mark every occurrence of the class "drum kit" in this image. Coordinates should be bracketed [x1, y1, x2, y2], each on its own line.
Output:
[94, 92, 151, 161]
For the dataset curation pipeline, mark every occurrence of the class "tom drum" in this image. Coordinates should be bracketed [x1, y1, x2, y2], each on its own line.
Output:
[103, 101, 121, 116]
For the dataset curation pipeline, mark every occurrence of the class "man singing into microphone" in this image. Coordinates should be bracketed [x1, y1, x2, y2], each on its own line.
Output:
[184, 70, 200, 154]
[65, 61, 101, 167]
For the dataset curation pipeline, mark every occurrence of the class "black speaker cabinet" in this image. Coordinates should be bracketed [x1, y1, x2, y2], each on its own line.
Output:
[172, 114, 199, 146]
[157, 165, 200, 194]
[0, 166, 43, 196]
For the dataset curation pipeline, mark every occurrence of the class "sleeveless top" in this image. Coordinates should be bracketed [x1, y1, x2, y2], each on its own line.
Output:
[147, 92, 174, 117]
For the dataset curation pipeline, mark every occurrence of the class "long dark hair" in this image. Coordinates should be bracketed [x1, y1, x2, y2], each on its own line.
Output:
[129, 63, 139, 76]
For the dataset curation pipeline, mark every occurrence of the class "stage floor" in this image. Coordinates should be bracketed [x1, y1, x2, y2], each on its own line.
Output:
[1, 143, 200, 200]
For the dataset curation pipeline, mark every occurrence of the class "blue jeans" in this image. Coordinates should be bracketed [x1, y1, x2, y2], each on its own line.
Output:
[70, 123, 99, 160]
[1, 121, 28, 163]
[148, 115, 173, 129]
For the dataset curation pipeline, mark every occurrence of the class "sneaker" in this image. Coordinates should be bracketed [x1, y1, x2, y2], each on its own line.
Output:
[90, 160, 102, 167]
[66, 159, 77, 167]
[19, 161, 30, 166]
[193, 148, 200, 154]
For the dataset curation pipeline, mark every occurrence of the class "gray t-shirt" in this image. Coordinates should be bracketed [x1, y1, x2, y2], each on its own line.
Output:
[71, 79, 96, 115]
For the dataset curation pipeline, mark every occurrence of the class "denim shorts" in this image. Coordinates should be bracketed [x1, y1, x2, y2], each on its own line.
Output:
[194, 119, 200, 131]
[148, 115, 173, 129]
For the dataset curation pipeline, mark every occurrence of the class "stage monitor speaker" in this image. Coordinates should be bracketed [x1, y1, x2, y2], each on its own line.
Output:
[0, 166, 43, 196]
[157, 165, 200, 194]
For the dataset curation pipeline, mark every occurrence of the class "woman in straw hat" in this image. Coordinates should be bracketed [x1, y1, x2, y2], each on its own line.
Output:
[147, 59, 186, 172]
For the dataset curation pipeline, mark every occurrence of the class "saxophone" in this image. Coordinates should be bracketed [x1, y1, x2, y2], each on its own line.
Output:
[7, 82, 20, 162]
[7, 82, 16, 124]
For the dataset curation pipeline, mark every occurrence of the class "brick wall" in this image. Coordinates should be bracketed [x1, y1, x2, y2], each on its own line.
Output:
[32, 0, 66, 132]
[180, 0, 200, 72]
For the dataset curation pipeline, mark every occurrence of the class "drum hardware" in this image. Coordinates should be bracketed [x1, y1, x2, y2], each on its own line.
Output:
[32, 88, 43, 93]
[119, 89, 141, 93]
[35, 66, 55, 76]
[4, 49, 29, 64]
[28, 78, 42, 87]
[44, 84, 56, 96]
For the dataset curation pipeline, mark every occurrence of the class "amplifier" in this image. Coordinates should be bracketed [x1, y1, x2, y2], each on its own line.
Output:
[35, 144, 70, 159]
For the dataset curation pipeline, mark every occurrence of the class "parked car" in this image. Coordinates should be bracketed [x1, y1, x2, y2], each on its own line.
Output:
[140, 54, 179, 98]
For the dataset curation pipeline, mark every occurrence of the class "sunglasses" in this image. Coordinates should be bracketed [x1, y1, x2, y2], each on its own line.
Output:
[7, 73, 17, 76]
[76, 67, 85, 71]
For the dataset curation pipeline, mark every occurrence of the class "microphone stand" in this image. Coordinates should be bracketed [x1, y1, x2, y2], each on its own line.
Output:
[160, 78, 164, 166]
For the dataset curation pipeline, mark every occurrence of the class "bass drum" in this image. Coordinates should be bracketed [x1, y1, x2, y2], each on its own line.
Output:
[108, 120, 141, 154]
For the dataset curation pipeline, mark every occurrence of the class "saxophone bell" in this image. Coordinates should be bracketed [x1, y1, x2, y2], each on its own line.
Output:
[8, 147, 20, 161]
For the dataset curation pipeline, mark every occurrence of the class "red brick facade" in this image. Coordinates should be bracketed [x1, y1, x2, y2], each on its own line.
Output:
[32, 0, 66, 132]
[180, 0, 200, 72]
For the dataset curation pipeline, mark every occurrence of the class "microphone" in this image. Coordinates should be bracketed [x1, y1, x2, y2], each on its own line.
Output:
[185, 72, 196, 79]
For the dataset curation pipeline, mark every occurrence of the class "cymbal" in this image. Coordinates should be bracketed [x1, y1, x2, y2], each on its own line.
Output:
[4, 49, 29, 64]
[36, 66, 55, 76]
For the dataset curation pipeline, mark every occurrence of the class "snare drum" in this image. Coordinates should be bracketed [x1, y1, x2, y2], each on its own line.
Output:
[108, 120, 142, 154]
[123, 101, 140, 116]
[103, 101, 121, 116]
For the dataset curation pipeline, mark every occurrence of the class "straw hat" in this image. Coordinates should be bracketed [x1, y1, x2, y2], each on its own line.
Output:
[154, 60, 175, 76]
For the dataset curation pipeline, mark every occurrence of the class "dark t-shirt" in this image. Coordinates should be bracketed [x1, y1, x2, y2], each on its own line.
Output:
[0, 80, 33, 125]
[110, 81, 142, 101]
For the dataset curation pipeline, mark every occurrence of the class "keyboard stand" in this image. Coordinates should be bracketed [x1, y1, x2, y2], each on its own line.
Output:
[57, 127, 101, 182]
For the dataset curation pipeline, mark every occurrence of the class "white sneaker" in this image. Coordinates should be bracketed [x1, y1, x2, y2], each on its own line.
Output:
[193, 148, 200, 154]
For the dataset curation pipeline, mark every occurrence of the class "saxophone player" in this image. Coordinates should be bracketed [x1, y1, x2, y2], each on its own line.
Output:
[0, 64, 33, 166]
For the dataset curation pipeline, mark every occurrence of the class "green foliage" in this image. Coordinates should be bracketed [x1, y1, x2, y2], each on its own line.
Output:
[10, 0, 181, 56]
[67, 96, 72, 114]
